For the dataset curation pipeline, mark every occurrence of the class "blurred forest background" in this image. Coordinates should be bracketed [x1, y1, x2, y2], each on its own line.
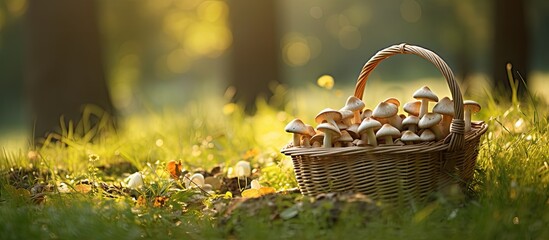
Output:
[0, 0, 548, 140]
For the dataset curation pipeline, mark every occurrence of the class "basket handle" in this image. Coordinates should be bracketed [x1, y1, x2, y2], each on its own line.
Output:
[353, 43, 465, 152]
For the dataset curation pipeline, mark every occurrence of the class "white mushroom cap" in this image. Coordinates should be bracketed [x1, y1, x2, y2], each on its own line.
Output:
[375, 123, 401, 145]
[301, 124, 317, 147]
[335, 130, 354, 147]
[384, 97, 401, 107]
[358, 117, 382, 146]
[402, 115, 420, 132]
[418, 113, 443, 140]
[346, 123, 360, 139]
[419, 129, 436, 142]
[413, 86, 439, 118]
[285, 118, 308, 147]
[235, 161, 251, 178]
[361, 109, 373, 120]
[316, 122, 341, 148]
[339, 109, 354, 125]
[372, 102, 402, 130]
[401, 130, 420, 144]
[403, 101, 421, 116]
[315, 108, 343, 127]
[433, 97, 454, 137]
[342, 96, 365, 124]
[185, 173, 205, 189]
[310, 132, 324, 147]
[464, 100, 481, 132]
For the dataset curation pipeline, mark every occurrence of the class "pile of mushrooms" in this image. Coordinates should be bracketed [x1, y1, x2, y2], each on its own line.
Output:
[285, 86, 481, 148]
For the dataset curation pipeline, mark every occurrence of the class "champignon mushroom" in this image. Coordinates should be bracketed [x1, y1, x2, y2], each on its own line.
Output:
[401, 130, 421, 145]
[361, 109, 373, 120]
[418, 112, 443, 141]
[384, 97, 401, 108]
[342, 96, 365, 124]
[357, 117, 382, 146]
[301, 124, 317, 147]
[334, 130, 353, 147]
[339, 109, 354, 126]
[403, 101, 421, 116]
[432, 97, 454, 137]
[402, 115, 420, 133]
[310, 132, 324, 147]
[375, 123, 401, 145]
[316, 122, 341, 148]
[285, 118, 308, 147]
[372, 101, 402, 130]
[315, 108, 343, 127]
[419, 129, 436, 142]
[464, 100, 481, 132]
[413, 86, 439, 118]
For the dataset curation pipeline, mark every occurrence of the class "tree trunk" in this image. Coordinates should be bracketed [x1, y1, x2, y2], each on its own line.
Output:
[492, 0, 529, 98]
[24, 0, 114, 139]
[228, 0, 280, 113]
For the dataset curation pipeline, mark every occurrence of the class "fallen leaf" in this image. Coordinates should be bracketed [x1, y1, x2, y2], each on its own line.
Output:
[241, 189, 261, 198]
[259, 187, 276, 195]
[167, 160, 183, 179]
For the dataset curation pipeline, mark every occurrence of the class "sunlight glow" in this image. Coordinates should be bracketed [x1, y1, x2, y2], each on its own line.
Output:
[400, 0, 422, 23]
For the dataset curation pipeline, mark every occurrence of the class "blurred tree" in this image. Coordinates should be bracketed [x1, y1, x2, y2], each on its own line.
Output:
[228, 0, 280, 113]
[25, 0, 114, 139]
[493, 0, 529, 97]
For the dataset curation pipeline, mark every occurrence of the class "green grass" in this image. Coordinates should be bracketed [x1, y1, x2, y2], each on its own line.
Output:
[1, 81, 549, 239]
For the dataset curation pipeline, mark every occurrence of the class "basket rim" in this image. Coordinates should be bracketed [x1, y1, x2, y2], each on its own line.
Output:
[282, 121, 487, 157]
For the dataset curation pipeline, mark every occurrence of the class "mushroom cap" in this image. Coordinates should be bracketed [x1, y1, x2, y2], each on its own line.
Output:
[464, 100, 481, 113]
[418, 113, 442, 129]
[372, 102, 398, 118]
[336, 130, 353, 142]
[346, 123, 360, 139]
[285, 118, 309, 135]
[420, 129, 436, 141]
[413, 86, 439, 102]
[316, 122, 341, 136]
[357, 117, 382, 134]
[403, 101, 422, 116]
[384, 97, 401, 107]
[376, 123, 401, 139]
[433, 97, 455, 116]
[361, 109, 373, 119]
[315, 108, 343, 124]
[339, 109, 354, 120]
[401, 130, 421, 142]
[402, 115, 420, 126]
[310, 132, 324, 144]
[342, 96, 365, 111]
[305, 124, 316, 137]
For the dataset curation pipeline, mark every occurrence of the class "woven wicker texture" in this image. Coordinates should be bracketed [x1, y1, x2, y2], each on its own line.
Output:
[282, 43, 488, 201]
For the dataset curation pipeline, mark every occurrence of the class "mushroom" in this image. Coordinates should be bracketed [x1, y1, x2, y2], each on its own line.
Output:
[372, 101, 402, 130]
[125, 172, 144, 189]
[419, 129, 436, 142]
[401, 130, 421, 145]
[418, 112, 443, 141]
[464, 100, 481, 132]
[300, 124, 317, 147]
[342, 96, 365, 124]
[285, 118, 308, 147]
[413, 86, 439, 118]
[346, 123, 360, 139]
[339, 109, 354, 126]
[310, 133, 324, 147]
[315, 108, 343, 127]
[316, 122, 341, 148]
[184, 173, 205, 189]
[334, 130, 354, 147]
[384, 97, 401, 108]
[235, 161, 251, 178]
[357, 117, 382, 146]
[402, 115, 420, 133]
[375, 123, 401, 145]
[432, 97, 454, 137]
[361, 109, 373, 120]
[403, 101, 421, 116]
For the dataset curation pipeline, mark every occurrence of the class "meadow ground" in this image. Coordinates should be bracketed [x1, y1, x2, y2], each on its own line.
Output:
[1, 81, 548, 240]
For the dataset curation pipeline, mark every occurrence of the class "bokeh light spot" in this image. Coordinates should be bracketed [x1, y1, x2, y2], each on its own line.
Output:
[317, 75, 335, 90]
[284, 41, 311, 67]
[309, 6, 323, 19]
[338, 26, 361, 49]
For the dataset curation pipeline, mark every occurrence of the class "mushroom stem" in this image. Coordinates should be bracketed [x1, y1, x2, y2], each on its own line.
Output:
[384, 136, 394, 145]
[352, 111, 361, 124]
[322, 133, 333, 148]
[430, 126, 444, 141]
[464, 109, 472, 132]
[441, 115, 452, 136]
[408, 125, 418, 133]
[301, 135, 311, 147]
[292, 134, 301, 147]
[367, 129, 377, 146]
[419, 99, 429, 118]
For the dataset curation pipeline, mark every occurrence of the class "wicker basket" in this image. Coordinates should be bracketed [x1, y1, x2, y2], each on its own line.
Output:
[281, 43, 488, 202]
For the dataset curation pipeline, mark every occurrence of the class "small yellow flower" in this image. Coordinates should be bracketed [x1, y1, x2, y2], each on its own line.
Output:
[317, 75, 334, 90]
